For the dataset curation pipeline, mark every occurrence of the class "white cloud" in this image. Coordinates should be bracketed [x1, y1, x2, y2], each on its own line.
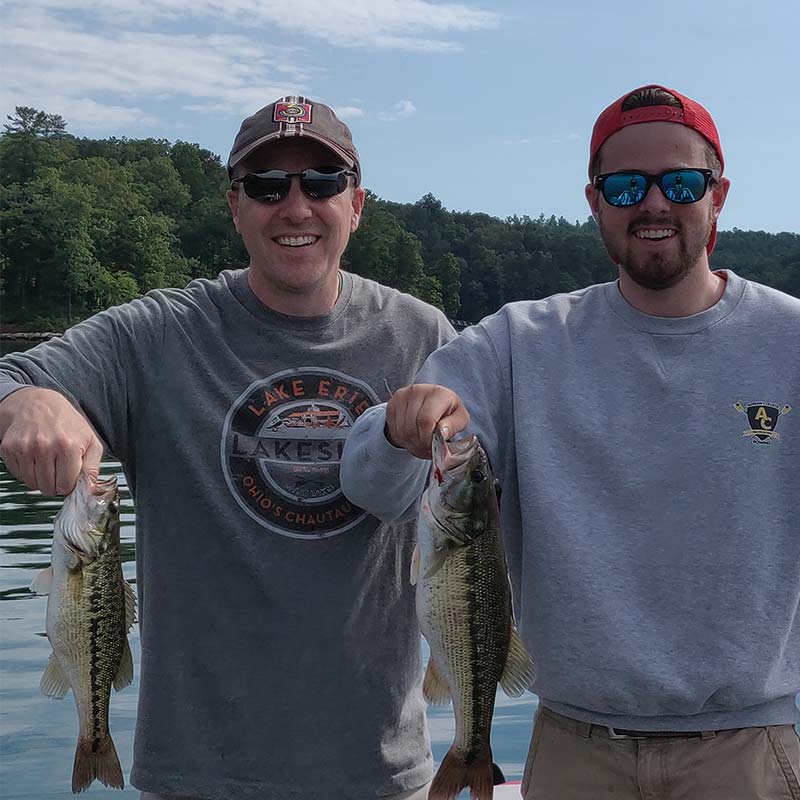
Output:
[335, 106, 366, 120]
[2, 0, 499, 51]
[379, 100, 417, 121]
[0, 0, 496, 135]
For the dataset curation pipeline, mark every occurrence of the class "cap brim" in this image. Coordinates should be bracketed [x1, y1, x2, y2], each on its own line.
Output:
[229, 131, 357, 174]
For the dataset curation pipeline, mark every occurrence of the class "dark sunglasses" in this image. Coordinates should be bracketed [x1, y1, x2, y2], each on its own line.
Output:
[230, 167, 356, 203]
[594, 169, 716, 207]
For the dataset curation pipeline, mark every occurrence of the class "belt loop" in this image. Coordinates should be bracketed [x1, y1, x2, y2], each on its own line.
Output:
[575, 720, 592, 738]
[701, 730, 717, 740]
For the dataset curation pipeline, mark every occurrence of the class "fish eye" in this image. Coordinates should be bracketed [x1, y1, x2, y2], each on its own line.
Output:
[108, 501, 118, 514]
[471, 469, 486, 483]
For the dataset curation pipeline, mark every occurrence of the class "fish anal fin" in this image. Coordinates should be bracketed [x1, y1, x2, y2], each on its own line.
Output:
[422, 657, 451, 706]
[113, 638, 134, 692]
[40, 652, 70, 699]
[72, 734, 123, 793]
[429, 744, 493, 800]
[123, 580, 137, 631]
[410, 544, 420, 586]
[30, 566, 53, 596]
[499, 625, 535, 698]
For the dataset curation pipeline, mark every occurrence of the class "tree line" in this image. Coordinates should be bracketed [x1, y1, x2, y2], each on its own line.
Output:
[2, 106, 798, 331]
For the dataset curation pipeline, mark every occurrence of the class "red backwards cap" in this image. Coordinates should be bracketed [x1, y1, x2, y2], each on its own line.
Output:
[589, 85, 724, 254]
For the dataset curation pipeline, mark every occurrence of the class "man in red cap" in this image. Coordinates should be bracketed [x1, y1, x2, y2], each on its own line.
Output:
[0, 96, 456, 799]
[341, 84, 800, 798]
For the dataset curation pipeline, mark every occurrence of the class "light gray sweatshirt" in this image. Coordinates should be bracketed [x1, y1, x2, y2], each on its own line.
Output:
[340, 270, 800, 731]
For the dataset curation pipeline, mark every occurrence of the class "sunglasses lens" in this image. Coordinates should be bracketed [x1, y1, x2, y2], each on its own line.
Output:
[300, 169, 349, 199]
[659, 170, 707, 204]
[242, 172, 291, 202]
[602, 173, 648, 207]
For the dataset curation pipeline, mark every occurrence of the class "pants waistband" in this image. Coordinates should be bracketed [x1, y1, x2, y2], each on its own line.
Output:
[539, 707, 723, 740]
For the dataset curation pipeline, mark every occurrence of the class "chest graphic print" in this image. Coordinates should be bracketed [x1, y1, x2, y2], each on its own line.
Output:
[221, 368, 379, 538]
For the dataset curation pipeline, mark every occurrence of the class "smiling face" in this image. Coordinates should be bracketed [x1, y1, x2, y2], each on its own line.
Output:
[586, 122, 729, 293]
[226, 137, 365, 316]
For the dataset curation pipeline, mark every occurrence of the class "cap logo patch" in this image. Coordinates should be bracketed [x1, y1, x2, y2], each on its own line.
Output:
[274, 102, 312, 124]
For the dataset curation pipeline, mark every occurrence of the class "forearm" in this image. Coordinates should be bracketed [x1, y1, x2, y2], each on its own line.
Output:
[340, 404, 430, 524]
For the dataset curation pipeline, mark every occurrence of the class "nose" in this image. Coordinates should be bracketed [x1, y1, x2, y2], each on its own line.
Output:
[277, 178, 313, 224]
[637, 180, 672, 214]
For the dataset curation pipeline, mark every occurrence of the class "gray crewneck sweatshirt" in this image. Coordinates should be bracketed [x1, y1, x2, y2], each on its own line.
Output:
[0, 270, 455, 799]
[341, 270, 800, 731]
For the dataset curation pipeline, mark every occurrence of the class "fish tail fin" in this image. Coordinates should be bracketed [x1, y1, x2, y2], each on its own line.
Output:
[72, 734, 124, 793]
[429, 744, 494, 800]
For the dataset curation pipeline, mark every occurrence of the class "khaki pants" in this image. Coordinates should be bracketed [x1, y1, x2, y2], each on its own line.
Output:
[140, 782, 431, 800]
[522, 707, 800, 800]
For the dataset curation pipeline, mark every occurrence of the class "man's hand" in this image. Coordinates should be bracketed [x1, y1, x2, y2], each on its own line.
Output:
[384, 384, 470, 458]
[0, 387, 103, 496]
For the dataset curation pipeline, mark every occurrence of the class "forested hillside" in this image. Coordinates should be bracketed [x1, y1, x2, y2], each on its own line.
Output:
[2, 107, 798, 330]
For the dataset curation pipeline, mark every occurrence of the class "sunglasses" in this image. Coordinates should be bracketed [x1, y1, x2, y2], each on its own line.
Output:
[230, 167, 356, 203]
[593, 169, 716, 207]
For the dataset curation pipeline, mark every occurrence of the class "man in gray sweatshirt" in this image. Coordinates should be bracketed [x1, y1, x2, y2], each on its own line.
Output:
[0, 97, 455, 799]
[340, 85, 800, 798]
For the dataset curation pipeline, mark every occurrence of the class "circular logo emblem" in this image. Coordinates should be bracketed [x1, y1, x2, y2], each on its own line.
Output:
[221, 368, 380, 538]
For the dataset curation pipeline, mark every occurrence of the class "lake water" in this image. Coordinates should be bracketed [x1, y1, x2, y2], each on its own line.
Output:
[0, 460, 537, 799]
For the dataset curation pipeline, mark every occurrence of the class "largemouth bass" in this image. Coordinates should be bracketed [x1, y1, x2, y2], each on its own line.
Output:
[412, 428, 534, 800]
[31, 472, 135, 793]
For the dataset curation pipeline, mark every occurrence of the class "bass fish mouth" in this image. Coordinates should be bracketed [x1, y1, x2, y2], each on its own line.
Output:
[432, 427, 478, 478]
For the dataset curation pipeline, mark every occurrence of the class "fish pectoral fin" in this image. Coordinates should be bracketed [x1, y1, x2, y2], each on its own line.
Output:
[124, 581, 137, 630]
[113, 638, 134, 692]
[410, 544, 420, 586]
[499, 626, 535, 698]
[422, 547, 449, 580]
[40, 652, 70, 699]
[30, 566, 54, 596]
[422, 657, 451, 706]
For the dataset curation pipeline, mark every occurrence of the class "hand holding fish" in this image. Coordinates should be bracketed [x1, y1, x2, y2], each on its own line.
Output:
[0, 387, 103, 496]
[384, 383, 470, 458]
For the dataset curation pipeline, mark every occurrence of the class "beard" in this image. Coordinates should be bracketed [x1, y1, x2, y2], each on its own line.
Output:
[598, 206, 714, 291]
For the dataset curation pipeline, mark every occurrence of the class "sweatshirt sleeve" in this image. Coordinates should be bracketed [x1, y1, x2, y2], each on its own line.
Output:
[340, 311, 511, 523]
[0, 296, 166, 461]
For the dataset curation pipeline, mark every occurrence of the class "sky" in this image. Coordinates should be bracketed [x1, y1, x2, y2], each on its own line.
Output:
[2, 0, 797, 233]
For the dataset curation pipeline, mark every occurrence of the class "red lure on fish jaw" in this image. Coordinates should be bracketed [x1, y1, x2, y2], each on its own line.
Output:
[434, 468, 444, 485]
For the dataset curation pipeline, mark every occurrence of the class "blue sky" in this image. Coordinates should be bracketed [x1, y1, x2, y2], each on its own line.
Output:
[2, 0, 796, 233]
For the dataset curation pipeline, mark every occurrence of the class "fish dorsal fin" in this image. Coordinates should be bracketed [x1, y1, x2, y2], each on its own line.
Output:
[410, 544, 420, 586]
[40, 652, 70, 699]
[113, 638, 134, 692]
[499, 625, 535, 698]
[30, 566, 54, 596]
[124, 581, 137, 631]
[422, 658, 451, 706]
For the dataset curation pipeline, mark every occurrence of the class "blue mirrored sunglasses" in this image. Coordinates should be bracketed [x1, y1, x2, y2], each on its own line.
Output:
[594, 169, 716, 207]
[230, 167, 356, 203]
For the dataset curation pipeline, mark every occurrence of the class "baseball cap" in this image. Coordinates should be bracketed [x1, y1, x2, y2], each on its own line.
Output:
[228, 96, 361, 184]
[589, 85, 724, 253]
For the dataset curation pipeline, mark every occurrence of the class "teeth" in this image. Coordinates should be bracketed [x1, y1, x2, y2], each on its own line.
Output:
[635, 229, 675, 240]
[276, 235, 318, 247]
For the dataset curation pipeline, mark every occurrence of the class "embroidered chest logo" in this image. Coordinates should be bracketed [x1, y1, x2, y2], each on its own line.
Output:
[221, 368, 379, 538]
[733, 402, 792, 444]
